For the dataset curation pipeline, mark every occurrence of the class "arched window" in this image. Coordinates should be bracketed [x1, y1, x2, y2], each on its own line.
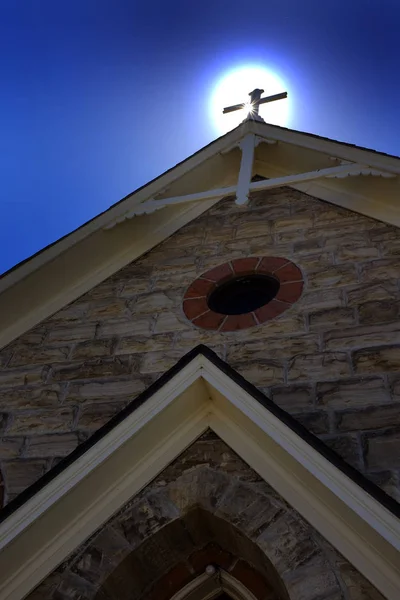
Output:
[171, 568, 258, 600]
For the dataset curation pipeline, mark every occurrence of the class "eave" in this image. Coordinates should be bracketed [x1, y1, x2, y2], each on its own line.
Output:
[0, 347, 399, 600]
[0, 120, 399, 350]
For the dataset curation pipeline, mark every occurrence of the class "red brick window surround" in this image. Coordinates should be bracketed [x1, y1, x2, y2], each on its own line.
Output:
[183, 257, 303, 332]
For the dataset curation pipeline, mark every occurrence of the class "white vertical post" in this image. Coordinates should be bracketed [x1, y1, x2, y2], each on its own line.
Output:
[235, 133, 256, 206]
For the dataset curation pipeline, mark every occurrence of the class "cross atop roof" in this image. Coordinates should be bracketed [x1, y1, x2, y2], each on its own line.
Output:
[223, 87, 288, 122]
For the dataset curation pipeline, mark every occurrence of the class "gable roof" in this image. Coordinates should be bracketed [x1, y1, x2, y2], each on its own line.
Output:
[1, 118, 400, 350]
[0, 346, 399, 600]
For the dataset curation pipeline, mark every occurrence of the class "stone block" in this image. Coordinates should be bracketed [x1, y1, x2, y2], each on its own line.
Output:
[307, 265, 357, 290]
[359, 258, 400, 282]
[369, 225, 399, 242]
[293, 238, 325, 254]
[0, 347, 12, 368]
[24, 433, 80, 458]
[87, 299, 129, 320]
[316, 377, 389, 408]
[49, 301, 89, 322]
[226, 335, 319, 362]
[52, 571, 96, 600]
[118, 276, 152, 297]
[77, 402, 127, 431]
[15, 327, 47, 346]
[300, 288, 344, 311]
[9, 345, 71, 368]
[152, 255, 197, 273]
[205, 224, 235, 241]
[271, 384, 315, 412]
[309, 307, 355, 330]
[380, 238, 400, 257]
[97, 317, 153, 338]
[229, 559, 275, 599]
[235, 220, 271, 239]
[66, 378, 147, 403]
[0, 365, 48, 388]
[365, 430, 400, 469]
[288, 353, 350, 382]
[320, 433, 362, 469]
[51, 357, 131, 381]
[232, 361, 285, 386]
[297, 252, 334, 270]
[0, 384, 62, 410]
[335, 243, 379, 262]
[153, 313, 188, 334]
[71, 528, 131, 587]
[0, 437, 24, 459]
[335, 404, 400, 432]
[47, 324, 97, 344]
[293, 410, 329, 434]
[391, 376, 400, 400]
[284, 565, 341, 600]
[365, 470, 400, 502]
[140, 351, 187, 374]
[358, 300, 399, 324]
[223, 235, 276, 255]
[71, 339, 114, 360]
[0, 414, 7, 438]
[353, 345, 400, 374]
[338, 562, 386, 600]
[115, 334, 174, 355]
[256, 512, 323, 575]
[345, 281, 399, 305]
[324, 323, 400, 351]
[188, 542, 234, 572]
[129, 292, 180, 315]
[84, 278, 124, 301]
[234, 314, 307, 340]
[274, 215, 314, 232]
[2, 459, 48, 494]
[7, 408, 74, 435]
[116, 490, 180, 545]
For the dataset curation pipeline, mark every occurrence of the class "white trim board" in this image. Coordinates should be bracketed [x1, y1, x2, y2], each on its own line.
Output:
[0, 348, 399, 600]
[1, 120, 400, 351]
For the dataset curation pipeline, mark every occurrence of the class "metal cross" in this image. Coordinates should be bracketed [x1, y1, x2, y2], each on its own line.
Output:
[223, 88, 287, 120]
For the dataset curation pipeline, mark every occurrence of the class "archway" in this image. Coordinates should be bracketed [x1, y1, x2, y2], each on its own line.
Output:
[96, 508, 289, 600]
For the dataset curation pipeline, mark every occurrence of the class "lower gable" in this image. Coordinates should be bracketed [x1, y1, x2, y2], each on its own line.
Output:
[1, 186, 400, 506]
[26, 431, 385, 600]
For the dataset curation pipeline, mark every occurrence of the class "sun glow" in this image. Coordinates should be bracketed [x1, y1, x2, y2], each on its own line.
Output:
[210, 65, 290, 135]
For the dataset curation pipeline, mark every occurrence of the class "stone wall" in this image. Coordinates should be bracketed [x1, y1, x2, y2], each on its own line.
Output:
[27, 431, 384, 600]
[1, 187, 400, 502]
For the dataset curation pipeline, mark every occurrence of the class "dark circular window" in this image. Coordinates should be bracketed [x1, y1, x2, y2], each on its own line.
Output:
[183, 256, 304, 332]
[208, 274, 280, 315]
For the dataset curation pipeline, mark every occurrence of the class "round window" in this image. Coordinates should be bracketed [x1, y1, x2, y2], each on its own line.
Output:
[183, 256, 303, 332]
[207, 274, 280, 315]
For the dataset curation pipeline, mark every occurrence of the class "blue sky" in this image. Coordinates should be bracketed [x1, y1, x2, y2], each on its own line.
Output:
[1, 1, 399, 274]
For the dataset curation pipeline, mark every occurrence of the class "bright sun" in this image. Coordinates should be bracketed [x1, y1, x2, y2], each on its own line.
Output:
[209, 65, 290, 135]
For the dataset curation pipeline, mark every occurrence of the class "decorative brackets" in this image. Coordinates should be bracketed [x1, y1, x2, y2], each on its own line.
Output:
[103, 138, 397, 229]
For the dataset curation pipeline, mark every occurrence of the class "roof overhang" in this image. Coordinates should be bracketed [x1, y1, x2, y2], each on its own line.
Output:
[0, 120, 399, 350]
[0, 347, 399, 600]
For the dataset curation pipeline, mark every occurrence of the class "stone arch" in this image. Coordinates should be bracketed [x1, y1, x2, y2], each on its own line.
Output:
[27, 435, 384, 600]
[95, 508, 290, 600]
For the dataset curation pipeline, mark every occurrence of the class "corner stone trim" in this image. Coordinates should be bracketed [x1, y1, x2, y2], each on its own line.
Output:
[183, 256, 304, 332]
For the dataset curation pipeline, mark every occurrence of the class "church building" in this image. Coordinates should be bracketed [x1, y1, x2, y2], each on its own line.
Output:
[0, 92, 400, 600]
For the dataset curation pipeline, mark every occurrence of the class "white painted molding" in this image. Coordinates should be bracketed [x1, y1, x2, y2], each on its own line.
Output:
[1, 118, 400, 354]
[236, 133, 256, 205]
[105, 162, 382, 225]
[170, 570, 258, 600]
[0, 353, 399, 600]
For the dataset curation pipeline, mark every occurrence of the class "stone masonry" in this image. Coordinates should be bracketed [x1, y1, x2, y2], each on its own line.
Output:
[27, 431, 384, 600]
[1, 187, 400, 503]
